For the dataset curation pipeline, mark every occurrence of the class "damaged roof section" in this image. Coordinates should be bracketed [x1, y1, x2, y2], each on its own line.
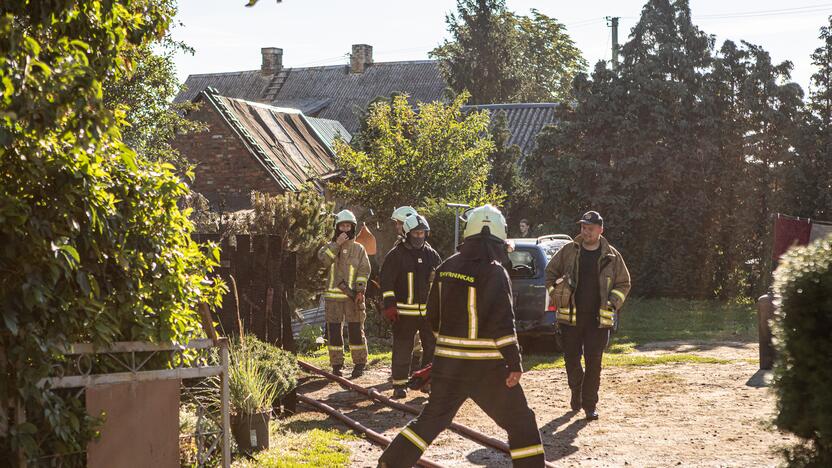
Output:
[175, 45, 447, 134]
[197, 87, 351, 191]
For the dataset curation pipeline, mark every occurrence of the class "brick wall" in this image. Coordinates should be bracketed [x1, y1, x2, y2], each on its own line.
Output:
[173, 101, 284, 210]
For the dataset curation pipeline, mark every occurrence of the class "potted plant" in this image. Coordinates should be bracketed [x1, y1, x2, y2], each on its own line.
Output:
[228, 343, 278, 453]
[237, 335, 299, 415]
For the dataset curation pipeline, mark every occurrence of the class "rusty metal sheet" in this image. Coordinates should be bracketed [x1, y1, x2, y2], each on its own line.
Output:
[86, 379, 180, 468]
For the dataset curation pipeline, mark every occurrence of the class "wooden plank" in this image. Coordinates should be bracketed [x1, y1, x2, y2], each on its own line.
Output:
[63, 339, 216, 355]
[267, 235, 282, 345]
[220, 345, 231, 468]
[39, 366, 224, 389]
[86, 380, 180, 468]
[251, 235, 269, 340]
[234, 235, 252, 336]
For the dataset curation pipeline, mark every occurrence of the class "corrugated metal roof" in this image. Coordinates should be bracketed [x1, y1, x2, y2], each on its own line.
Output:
[178, 70, 272, 103]
[176, 61, 447, 133]
[177, 61, 559, 165]
[305, 116, 352, 153]
[197, 89, 342, 190]
[463, 103, 559, 160]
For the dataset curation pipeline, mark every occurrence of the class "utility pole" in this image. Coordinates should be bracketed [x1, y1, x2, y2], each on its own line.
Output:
[446, 202, 471, 250]
[605, 16, 620, 71]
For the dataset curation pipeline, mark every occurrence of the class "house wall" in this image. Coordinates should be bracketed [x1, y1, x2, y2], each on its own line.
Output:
[173, 102, 284, 210]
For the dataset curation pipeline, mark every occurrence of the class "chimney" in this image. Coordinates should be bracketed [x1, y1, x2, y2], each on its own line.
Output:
[350, 44, 373, 74]
[261, 47, 283, 75]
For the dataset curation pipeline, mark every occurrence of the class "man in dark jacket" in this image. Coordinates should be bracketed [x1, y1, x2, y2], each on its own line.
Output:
[545, 211, 631, 420]
[379, 205, 545, 468]
[380, 213, 442, 399]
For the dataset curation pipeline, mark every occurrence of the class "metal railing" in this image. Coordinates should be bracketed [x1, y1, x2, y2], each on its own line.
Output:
[28, 338, 231, 468]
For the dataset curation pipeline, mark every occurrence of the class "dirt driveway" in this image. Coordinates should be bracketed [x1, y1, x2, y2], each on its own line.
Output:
[298, 341, 793, 467]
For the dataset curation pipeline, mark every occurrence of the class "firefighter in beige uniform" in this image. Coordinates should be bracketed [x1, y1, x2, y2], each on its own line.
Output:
[318, 210, 372, 378]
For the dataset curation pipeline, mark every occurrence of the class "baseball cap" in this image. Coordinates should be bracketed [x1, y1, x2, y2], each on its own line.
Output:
[577, 211, 603, 227]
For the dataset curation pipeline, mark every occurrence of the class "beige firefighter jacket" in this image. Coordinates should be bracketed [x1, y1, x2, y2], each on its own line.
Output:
[544, 234, 631, 328]
[318, 239, 371, 302]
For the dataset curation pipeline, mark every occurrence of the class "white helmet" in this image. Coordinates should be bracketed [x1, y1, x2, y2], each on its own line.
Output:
[334, 209, 357, 226]
[403, 214, 430, 235]
[391, 206, 418, 223]
[462, 204, 507, 241]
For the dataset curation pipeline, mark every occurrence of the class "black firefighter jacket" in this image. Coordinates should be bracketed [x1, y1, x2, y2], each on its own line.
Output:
[426, 250, 523, 380]
[380, 242, 442, 317]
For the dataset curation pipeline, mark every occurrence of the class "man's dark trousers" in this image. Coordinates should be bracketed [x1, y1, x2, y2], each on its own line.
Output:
[391, 316, 435, 387]
[561, 323, 610, 411]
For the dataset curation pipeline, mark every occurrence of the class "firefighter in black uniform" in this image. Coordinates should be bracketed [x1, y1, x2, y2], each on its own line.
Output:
[391, 206, 418, 239]
[380, 214, 442, 399]
[379, 205, 545, 468]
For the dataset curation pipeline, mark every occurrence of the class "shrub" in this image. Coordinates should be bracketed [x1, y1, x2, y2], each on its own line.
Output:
[229, 349, 279, 415]
[236, 336, 298, 402]
[1, 0, 225, 458]
[296, 325, 324, 355]
[773, 234, 832, 466]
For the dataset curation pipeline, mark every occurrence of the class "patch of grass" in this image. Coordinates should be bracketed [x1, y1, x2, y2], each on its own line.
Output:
[524, 353, 731, 371]
[613, 297, 756, 346]
[233, 417, 359, 468]
[299, 337, 392, 370]
[299, 299, 755, 374]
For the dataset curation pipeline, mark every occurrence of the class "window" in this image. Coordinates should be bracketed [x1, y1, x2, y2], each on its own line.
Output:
[508, 249, 536, 278]
[539, 240, 569, 260]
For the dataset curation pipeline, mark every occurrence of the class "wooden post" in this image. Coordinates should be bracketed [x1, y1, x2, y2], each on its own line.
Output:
[219, 339, 231, 468]
[757, 293, 777, 370]
[265, 287, 274, 342]
[15, 397, 26, 467]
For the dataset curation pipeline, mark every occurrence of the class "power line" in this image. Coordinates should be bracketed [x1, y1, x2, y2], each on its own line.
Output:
[694, 3, 832, 19]
[564, 16, 606, 27]
[615, 3, 831, 23]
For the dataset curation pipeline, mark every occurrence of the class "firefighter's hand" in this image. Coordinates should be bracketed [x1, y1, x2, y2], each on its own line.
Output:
[408, 364, 432, 390]
[336, 233, 349, 246]
[382, 305, 398, 322]
[506, 371, 522, 388]
[355, 292, 365, 307]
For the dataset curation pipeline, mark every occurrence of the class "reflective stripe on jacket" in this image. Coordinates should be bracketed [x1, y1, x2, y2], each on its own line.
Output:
[427, 251, 522, 378]
[317, 239, 371, 301]
[380, 242, 442, 317]
[544, 234, 631, 328]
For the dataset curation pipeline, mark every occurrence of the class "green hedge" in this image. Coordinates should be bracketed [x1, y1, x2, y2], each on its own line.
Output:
[773, 234, 832, 466]
[237, 336, 298, 402]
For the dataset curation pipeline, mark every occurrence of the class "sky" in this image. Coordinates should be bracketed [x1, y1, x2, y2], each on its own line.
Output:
[171, 0, 832, 95]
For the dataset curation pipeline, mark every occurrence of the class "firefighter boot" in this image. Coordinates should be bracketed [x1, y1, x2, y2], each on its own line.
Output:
[392, 386, 407, 399]
[350, 363, 365, 379]
[332, 365, 343, 377]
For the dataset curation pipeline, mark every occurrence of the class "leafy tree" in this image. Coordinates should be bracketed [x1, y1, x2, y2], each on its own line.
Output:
[514, 10, 587, 102]
[699, 40, 755, 298]
[431, 0, 585, 104]
[737, 43, 804, 291]
[785, 16, 832, 220]
[248, 189, 334, 311]
[1, 0, 224, 459]
[487, 110, 527, 224]
[528, 0, 805, 298]
[331, 92, 500, 222]
[186, 189, 333, 311]
[103, 40, 206, 168]
[525, 61, 623, 234]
